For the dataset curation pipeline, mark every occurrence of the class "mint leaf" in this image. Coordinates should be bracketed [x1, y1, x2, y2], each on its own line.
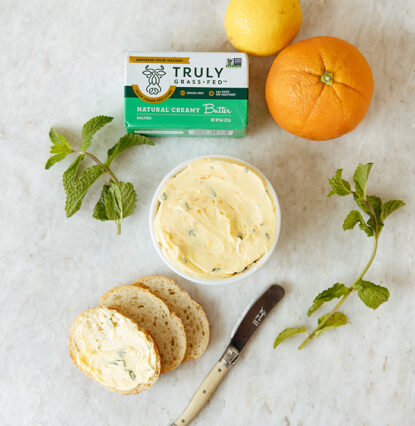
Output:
[314, 312, 347, 337]
[381, 200, 405, 221]
[62, 156, 83, 215]
[93, 182, 136, 233]
[81, 115, 113, 152]
[307, 283, 349, 316]
[105, 183, 123, 220]
[45, 153, 69, 169]
[353, 163, 373, 199]
[63, 156, 104, 217]
[93, 185, 110, 221]
[343, 210, 363, 230]
[105, 134, 154, 166]
[273, 327, 307, 349]
[328, 169, 352, 196]
[49, 129, 72, 154]
[343, 210, 373, 237]
[46, 129, 72, 168]
[366, 195, 383, 233]
[355, 280, 389, 309]
[105, 182, 137, 221]
[353, 193, 370, 215]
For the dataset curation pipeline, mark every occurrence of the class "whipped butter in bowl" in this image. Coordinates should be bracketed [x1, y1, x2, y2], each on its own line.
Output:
[149, 156, 281, 285]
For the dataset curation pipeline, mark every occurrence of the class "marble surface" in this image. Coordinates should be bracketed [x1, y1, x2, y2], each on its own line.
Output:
[1, 0, 414, 425]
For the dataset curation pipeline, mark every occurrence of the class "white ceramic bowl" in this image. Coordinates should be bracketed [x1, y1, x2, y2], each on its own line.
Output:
[149, 155, 281, 285]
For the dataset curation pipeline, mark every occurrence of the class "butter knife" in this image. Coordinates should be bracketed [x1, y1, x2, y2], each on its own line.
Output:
[171, 284, 285, 426]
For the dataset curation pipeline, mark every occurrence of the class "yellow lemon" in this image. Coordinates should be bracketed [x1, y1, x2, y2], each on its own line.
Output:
[225, 0, 302, 56]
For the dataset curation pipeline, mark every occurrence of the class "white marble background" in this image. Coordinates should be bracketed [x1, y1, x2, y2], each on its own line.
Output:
[1, 0, 414, 425]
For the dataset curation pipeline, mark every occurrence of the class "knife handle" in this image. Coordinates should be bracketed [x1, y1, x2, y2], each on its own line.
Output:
[172, 346, 239, 426]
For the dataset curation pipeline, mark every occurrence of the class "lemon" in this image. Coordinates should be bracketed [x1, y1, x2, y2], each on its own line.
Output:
[225, 0, 302, 56]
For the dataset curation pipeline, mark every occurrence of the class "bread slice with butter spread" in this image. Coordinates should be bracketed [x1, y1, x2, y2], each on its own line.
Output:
[135, 276, 209, 362]
[100, 285, 186, 374]
[69, 307, 160, 394]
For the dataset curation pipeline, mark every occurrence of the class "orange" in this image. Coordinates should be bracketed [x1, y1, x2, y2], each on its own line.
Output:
[265, 36, 374, 141]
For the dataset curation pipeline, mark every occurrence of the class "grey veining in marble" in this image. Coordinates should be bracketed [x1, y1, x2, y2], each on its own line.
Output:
[1, 0, 414, 425]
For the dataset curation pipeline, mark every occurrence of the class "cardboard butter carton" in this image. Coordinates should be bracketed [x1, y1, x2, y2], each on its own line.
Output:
[124, 52, 248, 137]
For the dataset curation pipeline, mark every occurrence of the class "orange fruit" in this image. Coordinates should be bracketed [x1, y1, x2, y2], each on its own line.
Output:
[265, 36, 374, 140]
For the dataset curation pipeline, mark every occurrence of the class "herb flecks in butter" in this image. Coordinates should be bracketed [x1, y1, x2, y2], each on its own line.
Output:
[109, 359, 126, 367]
[187, 229, 197, 237]
[153, 158, 277, 280]
[209, 188, 217, 198]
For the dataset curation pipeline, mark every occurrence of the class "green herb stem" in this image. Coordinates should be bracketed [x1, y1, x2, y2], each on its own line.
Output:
[298, 291, 352, 349]
[353, 236, 378, 286]
[298, 232, 379, 350]
[358, 193, 380, 237]
[81, 151, 119, 183]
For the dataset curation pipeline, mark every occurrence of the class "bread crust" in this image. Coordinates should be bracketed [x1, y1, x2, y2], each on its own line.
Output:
[69, 307, 161, 394]
[134, 275, 210, 362]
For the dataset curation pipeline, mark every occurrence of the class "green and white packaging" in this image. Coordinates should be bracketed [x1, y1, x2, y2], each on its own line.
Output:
[124, 52, 248, 137]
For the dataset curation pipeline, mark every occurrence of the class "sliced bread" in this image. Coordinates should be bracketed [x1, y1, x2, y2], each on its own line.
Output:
[135, 276, 209, 362]
[100, 285, 186, 374]
[69, 307, 160, 395]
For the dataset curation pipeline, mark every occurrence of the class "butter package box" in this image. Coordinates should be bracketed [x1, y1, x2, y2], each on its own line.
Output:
[124, 52, 248, 137]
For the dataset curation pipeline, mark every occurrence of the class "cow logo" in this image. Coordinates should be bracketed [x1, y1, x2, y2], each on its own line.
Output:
[142, 65, 166, 95]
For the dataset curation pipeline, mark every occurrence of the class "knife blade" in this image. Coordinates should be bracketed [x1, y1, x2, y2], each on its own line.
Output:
[172, 284, 285, 426]
[231, 283, 285, 353]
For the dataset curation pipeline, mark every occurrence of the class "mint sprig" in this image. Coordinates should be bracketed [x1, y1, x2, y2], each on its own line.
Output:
[274, 163, 404, 350]
[45, 116, 154, 234]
